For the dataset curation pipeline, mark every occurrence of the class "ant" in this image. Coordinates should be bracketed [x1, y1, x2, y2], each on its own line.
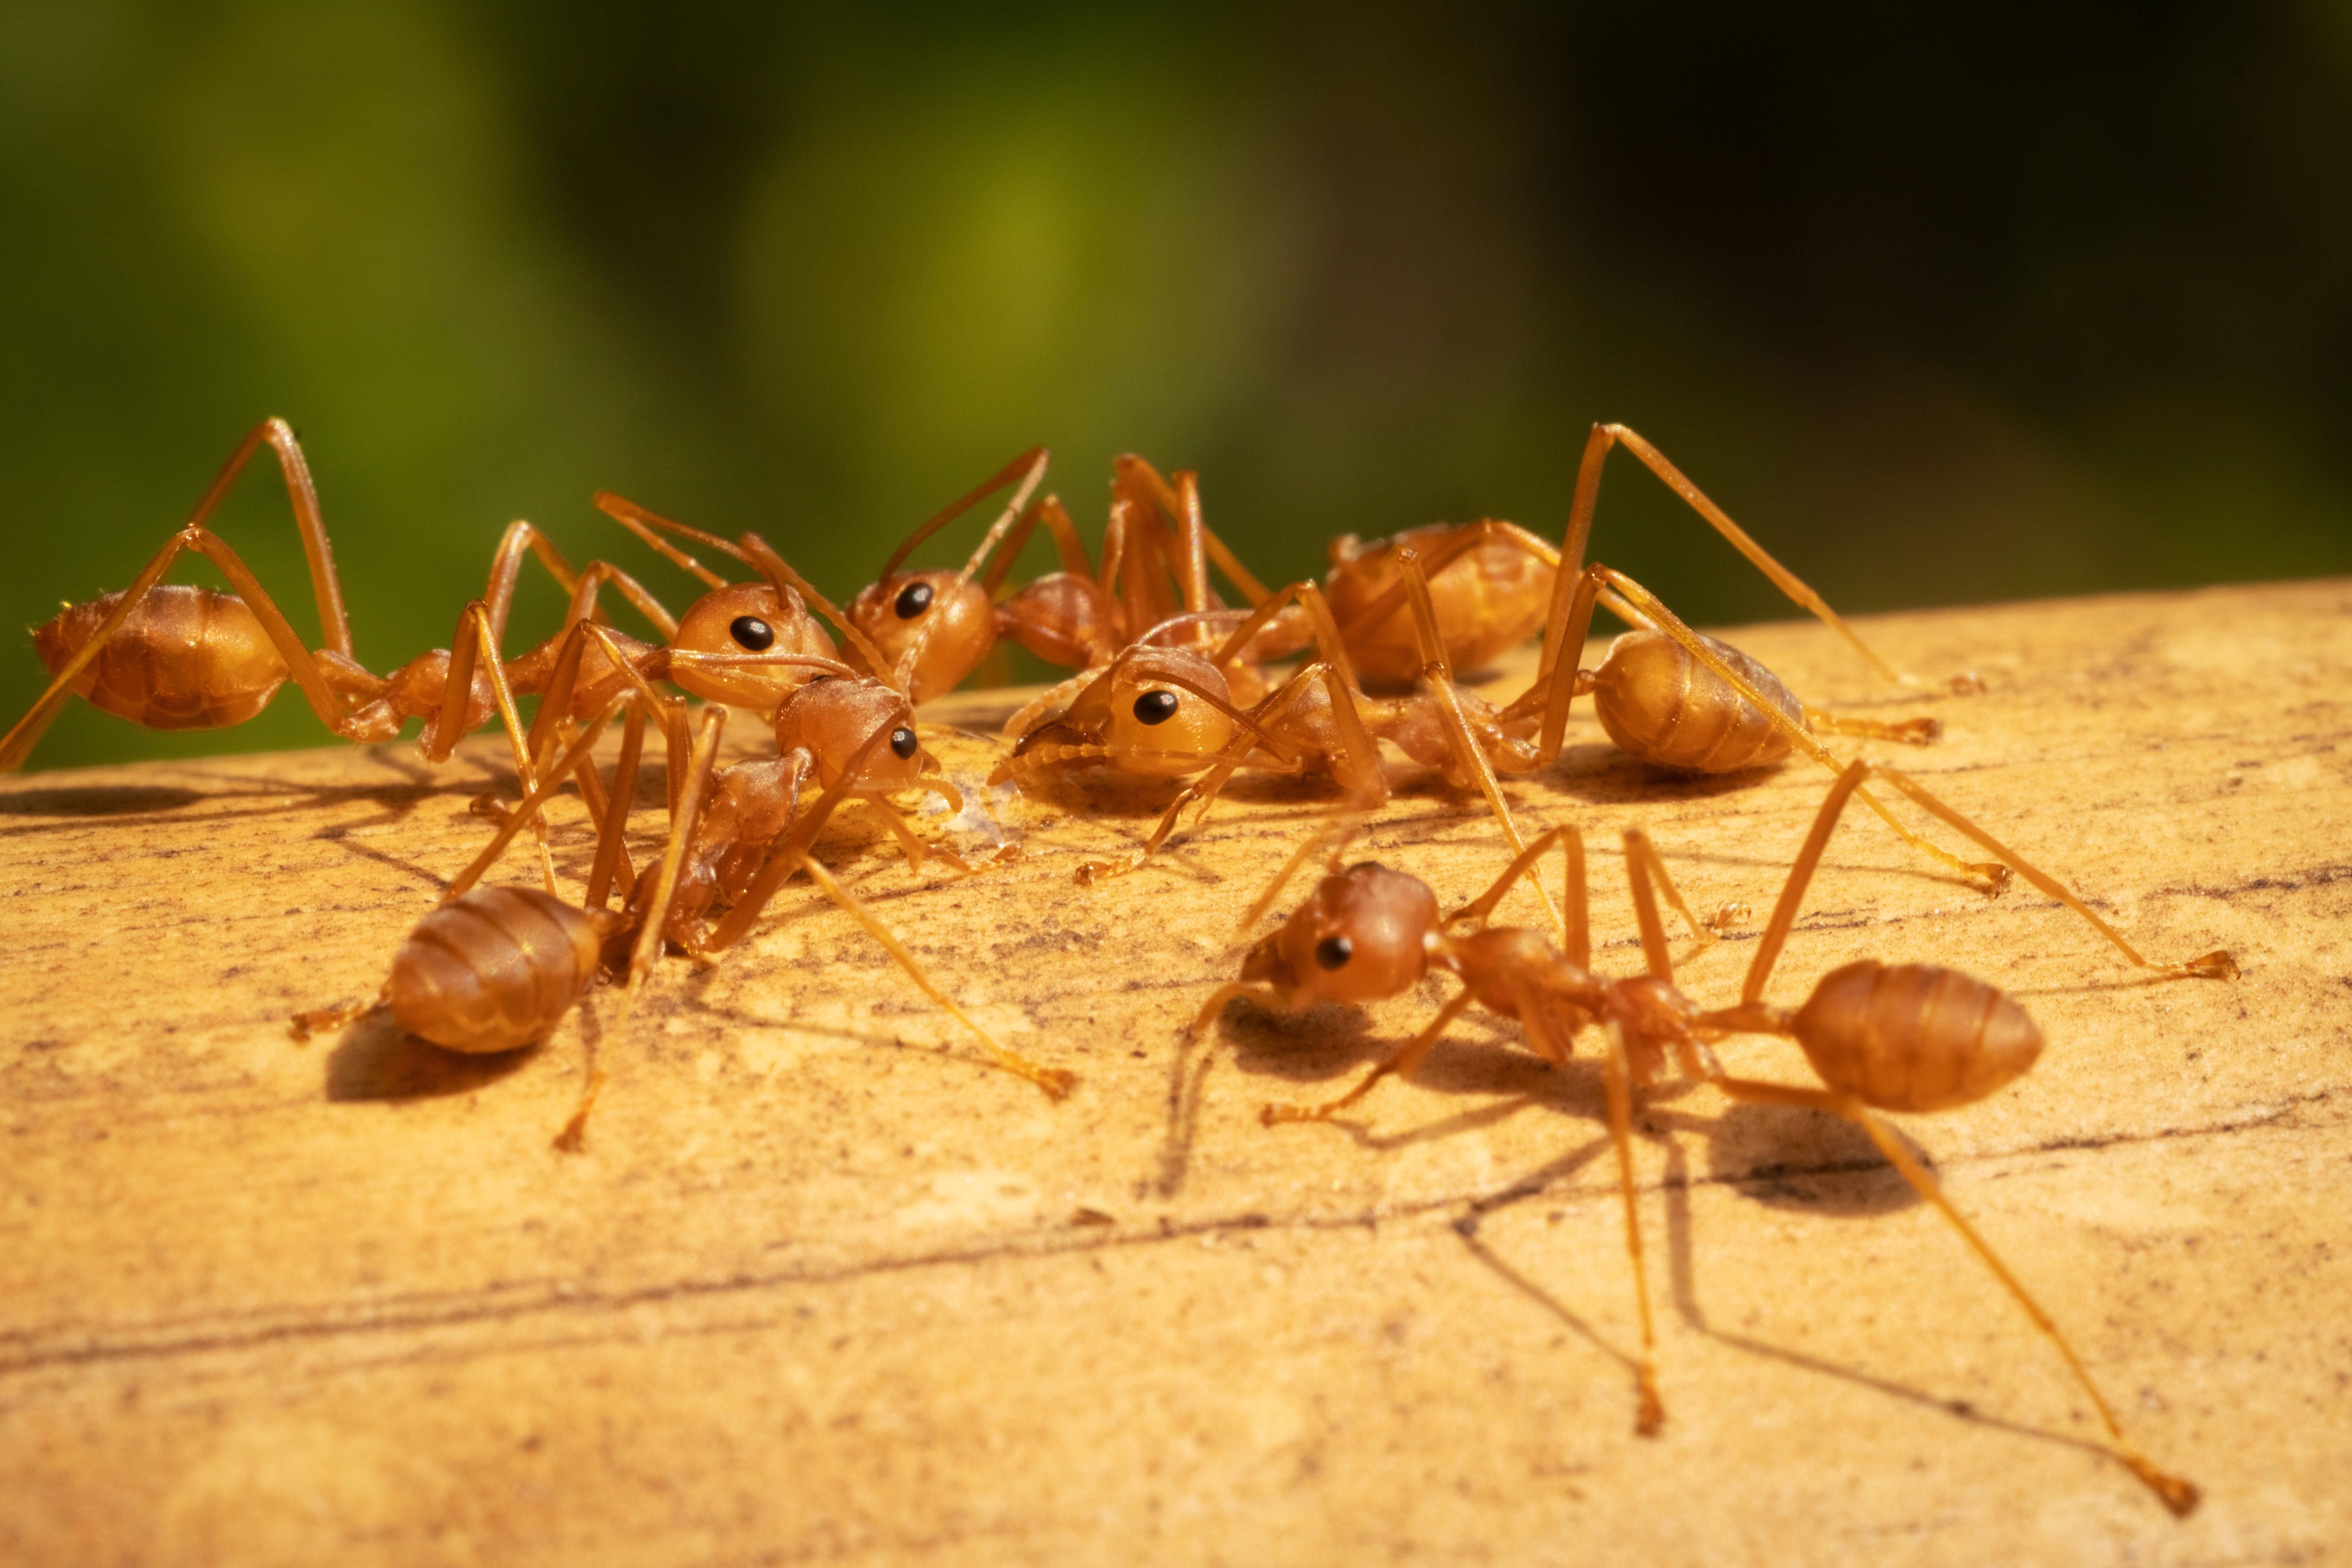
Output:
[847, 452, 1278, 708]
[1272, 422, 1976, 707]
[1189, 761, 2234, 1515]
[990, 546, 1581, 937]
[296, 629, 1070, 1147]
[993, 539, 1995, 899]
[559, 512, 1016, 879]
[0, 418, 859, 783]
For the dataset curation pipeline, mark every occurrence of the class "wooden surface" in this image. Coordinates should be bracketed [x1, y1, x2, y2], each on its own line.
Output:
[2, 579, 2348, 1567]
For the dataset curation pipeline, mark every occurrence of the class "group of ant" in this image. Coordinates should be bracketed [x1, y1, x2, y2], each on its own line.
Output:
[10, 417, 2238, 1514]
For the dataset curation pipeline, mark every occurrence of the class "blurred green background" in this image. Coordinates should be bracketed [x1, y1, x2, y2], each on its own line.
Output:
[4, 1, 2348, 768]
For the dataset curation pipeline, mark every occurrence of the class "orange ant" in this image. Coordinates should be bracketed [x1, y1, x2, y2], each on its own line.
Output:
[296, 628, 1069, 1147]
[847, 453, 1279, 707]
[992, 537, 1994, 900]
[1259, 422, 1977, 707]
[554, 509, 1015, 879]
[989, 547, 1577, 935]
[0, 419, 863, 789]
[1189, 763, 2234, 1514]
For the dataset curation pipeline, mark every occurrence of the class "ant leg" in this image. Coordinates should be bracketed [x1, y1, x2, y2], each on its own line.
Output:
[1623, 828, 1742, 949]
[466, 607, 558, 892]
[1398, 550, 1566, 945]
[1738, 761, 2235, 998]
[1561, 423, 1976, 694]
[478, 520, 584, 644]
[1708, 1075, 2199, 1517]
[627, 705, 727, 990]
[1117, 457, 1275, 610]
[1622, 828, 1736, 1080]
[1260, 986, 1480, 1126]
[1209, 577, 1364, 695]
[441, 691, 632, 901]
[1445, 824, 1590, 966]
[1598, 1017, 1666, 1435]
[701, 721, 899, 953]
[795, 856, 1073, 1098]
[584, 700, 647, 910]
[563, 560, 682, 643]
[593, 491, 750, 584]
[1803, 706, 1941, 746]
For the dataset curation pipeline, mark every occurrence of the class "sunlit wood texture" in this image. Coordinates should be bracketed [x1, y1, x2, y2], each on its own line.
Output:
[2, 580, 2347, 1566]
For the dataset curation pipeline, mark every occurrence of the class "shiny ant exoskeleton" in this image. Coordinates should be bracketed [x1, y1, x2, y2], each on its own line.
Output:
[1, 419, 867, 779]
[1190, 762, 2234, 1514]
[296, 663, 1070, 1149]
[1261, 422, 1978, 705]
[847, 452, 1278, 707]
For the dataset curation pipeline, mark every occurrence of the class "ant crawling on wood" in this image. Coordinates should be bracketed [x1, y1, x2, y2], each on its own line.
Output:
[844, 451, 1276, 707]
[0, 418, 883, 777]
[992, 545, 1581, 937]
[1190, 764, 2233, 1514]
[1266, 422, 1979, 706]
[296, 621, 1070, 1148]
[568, 509, 1020, 879]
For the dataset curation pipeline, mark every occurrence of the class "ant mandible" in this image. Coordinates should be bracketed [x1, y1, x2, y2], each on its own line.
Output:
[1192, 762, 2233, 1514]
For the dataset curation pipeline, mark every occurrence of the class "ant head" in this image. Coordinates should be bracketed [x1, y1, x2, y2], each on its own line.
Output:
[1242, 861, 1438, 1006]
[672, 583, 839, 708]
[846, 570, 996, 704]
[1052, 647, 1238, 778]
[774, 676, 930, 791]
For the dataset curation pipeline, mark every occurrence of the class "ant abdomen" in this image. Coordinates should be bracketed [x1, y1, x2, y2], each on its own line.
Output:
[389, 888, 618, 1054]
[1791, 959, 2045, 1114]
[33, 585, 284, 730]
[1591, 629, 1804, 773]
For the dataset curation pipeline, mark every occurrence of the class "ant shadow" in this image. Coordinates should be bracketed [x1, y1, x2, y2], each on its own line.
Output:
[0, 783, 206, 818]
[1452, 1116, 2119, 1476]
[321, 1008, 538, 1103]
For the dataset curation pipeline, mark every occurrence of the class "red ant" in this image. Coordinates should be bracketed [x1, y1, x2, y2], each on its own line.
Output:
[1257, 422, 1977, 706]
[297, 636, 1069, 1148]
[993, 539, 2000, 901]
[0, 420, 870, 789]
[847, 453, 1279, 708]
[1190, 762, 2233, 1514]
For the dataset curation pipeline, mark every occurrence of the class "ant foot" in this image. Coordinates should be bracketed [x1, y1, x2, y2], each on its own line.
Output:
[2179, 949, 2239, 980]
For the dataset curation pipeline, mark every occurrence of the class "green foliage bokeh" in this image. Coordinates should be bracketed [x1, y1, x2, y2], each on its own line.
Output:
[3, 1, 2347, 768]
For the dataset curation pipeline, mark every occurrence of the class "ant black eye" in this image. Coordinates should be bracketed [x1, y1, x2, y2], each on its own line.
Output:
[894, 581, 934, 619]
[730, 615, 775, 651]
[1315, 936, 1353, 970]
[1133, 689, 1179, 725]
[889, 726, 919, 760]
